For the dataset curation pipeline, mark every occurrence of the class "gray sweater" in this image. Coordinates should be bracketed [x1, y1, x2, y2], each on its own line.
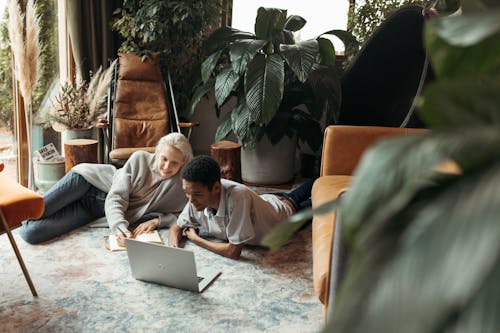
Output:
[72, 151, 187, 234]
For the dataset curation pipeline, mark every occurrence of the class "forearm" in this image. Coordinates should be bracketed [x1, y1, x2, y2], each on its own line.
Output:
[189, 233, 243, 259]
[168, 223, 183, 247]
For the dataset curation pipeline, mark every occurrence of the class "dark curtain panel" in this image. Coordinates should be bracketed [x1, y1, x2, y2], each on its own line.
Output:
[66, 0, 121, 80]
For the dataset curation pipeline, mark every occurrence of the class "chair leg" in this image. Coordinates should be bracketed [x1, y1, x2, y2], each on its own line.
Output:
[0, 212, 38, 297]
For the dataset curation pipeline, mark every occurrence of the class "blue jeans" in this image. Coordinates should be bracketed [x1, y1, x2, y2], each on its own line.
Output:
[274, 179, 314, 212]
[19, 171, 107, 244]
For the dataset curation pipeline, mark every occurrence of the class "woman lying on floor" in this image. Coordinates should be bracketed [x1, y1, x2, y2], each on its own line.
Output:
[20, 132, 193, 245]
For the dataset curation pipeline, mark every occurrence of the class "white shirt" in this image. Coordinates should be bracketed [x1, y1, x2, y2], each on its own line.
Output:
[177, 179, 293, 245]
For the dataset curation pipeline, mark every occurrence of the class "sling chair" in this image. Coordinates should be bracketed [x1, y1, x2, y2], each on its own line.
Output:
[98, 53, 198, 166]
[338, 5, 434, 128]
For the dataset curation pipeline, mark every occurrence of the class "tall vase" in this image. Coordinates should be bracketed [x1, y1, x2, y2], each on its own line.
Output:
[61, 128, 97, 154]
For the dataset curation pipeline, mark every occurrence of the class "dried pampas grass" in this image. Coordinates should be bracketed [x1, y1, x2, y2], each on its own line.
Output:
[7, 0, 40, 189]
[8, 0, 40, 105]
[25, 0, 40, 101]
[86, 59, 117, 121]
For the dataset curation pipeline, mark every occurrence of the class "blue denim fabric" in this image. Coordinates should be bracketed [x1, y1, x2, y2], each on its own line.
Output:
[273, 179, 314, 212]
[19, 171, 107, 244]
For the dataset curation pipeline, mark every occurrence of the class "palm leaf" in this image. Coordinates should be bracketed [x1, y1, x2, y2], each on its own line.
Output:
[317, 37, 336, 66]
[203, 27, 255, 54]
[426, 10, 500, 47]
[419, 77, 500, 128]
[254, 7, 287, 40]
[261, 198, 340, 251]
[215, 112, 233, 142]
[229, 39, 267, 75]
[280, 39, 319, 83]
[215, 67, 240, 107]
[244, 53, 284, 125]
[331, 150, 500, 333]
[201, 50, 223, 83]
[320, 29, 359, 51]
[283, 15, 306, 32]
[189, 78, 214, 116]
[424, 13, 500, 78]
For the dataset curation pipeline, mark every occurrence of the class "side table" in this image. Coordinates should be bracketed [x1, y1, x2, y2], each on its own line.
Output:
[64, 139, 98, 173]
[210, 140, 242, 183]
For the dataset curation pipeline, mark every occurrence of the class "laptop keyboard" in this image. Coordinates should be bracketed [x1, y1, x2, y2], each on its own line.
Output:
[197, 276, 204, 282]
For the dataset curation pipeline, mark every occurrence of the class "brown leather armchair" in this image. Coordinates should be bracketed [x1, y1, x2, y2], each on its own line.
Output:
[99, 53, 198, 166]
[311, 125, 427, 316]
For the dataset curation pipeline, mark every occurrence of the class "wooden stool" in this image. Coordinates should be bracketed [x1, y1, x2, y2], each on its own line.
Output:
[64, 139, 98, 173]
[210, 141, 242, 183]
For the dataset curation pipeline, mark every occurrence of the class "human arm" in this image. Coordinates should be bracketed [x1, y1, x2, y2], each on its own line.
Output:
[168, 223, 184, 247]
[185, 227, 244, 259]
[105, 167, 133, 233]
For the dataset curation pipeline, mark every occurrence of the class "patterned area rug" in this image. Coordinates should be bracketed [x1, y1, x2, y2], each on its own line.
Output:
[0, 184, 323, 333]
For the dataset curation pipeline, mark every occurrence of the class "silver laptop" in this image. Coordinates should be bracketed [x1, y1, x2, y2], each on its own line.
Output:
[125, 238, 220, 292]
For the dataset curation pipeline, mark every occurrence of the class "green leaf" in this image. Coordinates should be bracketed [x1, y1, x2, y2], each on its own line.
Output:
[283, 15, 306, 32]
[307, 64, 342, 124]
[203, 27, 255, 54]
[426, 10, 500, 47]
[420, 77, 500, 128]
[425, 23, 500, 78]
[261, 198, 340, 251]
[215, 67, 240, 107]
[333, 156, 500, 333]
[280, 39, 319, 83]
[244, 53, 284, 125]
[229, 39, 267, 75]
[317, 38, 336, 66]
[340, 133, 442, 235]
[189, 79, 214, 116]
[254, 7, 287, 40]
[320, 29, 359, 50]
[201, 50, 223, 83]
[231, 101, 263, 149]
[215, 112, 233, 141]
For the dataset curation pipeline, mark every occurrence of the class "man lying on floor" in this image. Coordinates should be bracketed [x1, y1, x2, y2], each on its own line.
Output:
[168, 155, 313, 259]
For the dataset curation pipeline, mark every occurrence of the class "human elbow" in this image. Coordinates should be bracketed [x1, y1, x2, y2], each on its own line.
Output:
[226, 244, 242, 259]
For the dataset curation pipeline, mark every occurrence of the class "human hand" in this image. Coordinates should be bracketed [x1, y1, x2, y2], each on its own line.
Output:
[185, 227, 200, 241]
[117, 232, 132, 247]
[132, 218, 160, 237]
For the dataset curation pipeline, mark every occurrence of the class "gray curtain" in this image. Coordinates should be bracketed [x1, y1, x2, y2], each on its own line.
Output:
[66, 0, 121, 80]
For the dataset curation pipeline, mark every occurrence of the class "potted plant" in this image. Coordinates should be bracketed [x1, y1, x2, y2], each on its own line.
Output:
[44, 63, 115, 141]
[190, 7, 357, 184]
[264, 0, 500, 331]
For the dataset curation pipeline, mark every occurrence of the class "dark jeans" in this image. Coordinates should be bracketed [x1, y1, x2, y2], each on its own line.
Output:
[19, 171, 107, 244]
[274, 179, 314, 212]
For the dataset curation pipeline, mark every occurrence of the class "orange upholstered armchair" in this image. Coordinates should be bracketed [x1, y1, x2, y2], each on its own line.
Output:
[311, 125, 427, 316]
[0, 162, 44, 296]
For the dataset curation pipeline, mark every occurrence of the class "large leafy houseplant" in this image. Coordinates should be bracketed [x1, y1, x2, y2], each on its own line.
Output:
[112, 0, 221, 116]
[190, 7, 356, 150]
[264, 0, 500, 331]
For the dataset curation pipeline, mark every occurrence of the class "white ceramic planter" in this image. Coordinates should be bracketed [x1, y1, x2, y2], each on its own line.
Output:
[241, 134, 297, 185]
[34, 158, 65, 194]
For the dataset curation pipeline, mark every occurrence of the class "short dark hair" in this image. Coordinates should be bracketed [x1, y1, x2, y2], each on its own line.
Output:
[182, 155, 221, 190]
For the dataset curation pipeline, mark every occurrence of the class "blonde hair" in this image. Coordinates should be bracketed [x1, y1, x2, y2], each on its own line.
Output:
[155, 132, 193, 163]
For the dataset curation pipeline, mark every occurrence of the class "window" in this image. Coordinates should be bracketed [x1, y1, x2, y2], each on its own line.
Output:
[231, 0, 350, 52]
[0, 0, 60, 183]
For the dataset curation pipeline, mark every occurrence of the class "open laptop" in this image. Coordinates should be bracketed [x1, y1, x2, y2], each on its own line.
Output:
[125, 238, 220, 292]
